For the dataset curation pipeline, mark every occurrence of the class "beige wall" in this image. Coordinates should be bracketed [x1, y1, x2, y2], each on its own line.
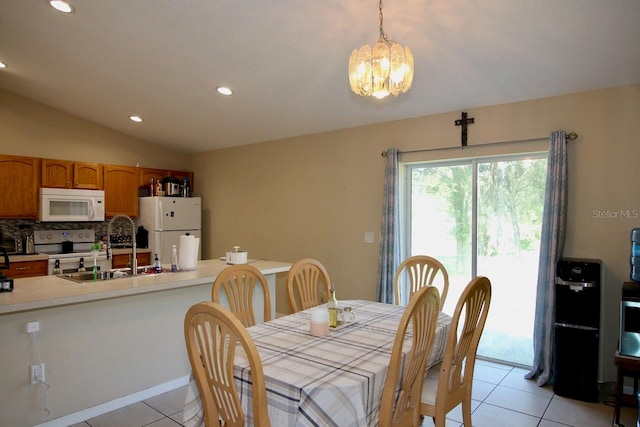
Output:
[191, 84, 640, 384]
[0, 89, 189, 169]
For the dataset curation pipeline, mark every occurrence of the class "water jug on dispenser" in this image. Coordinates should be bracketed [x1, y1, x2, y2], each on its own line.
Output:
[631, 228, 640, 282]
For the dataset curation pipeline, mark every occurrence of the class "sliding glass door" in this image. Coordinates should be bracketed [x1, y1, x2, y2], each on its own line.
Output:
[405, 153, 547, 366]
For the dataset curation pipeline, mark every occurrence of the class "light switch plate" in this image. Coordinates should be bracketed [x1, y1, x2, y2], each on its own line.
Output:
[364, 232, 374, 244]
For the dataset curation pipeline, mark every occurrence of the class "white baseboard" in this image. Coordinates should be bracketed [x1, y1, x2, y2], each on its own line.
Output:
[34, 375, 191, 427]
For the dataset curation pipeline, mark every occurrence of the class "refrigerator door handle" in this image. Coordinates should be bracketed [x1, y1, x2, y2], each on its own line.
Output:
[158, 198, 164, 231]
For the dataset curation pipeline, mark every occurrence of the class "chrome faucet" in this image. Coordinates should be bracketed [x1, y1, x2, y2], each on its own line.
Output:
[107, 214, 137, 275]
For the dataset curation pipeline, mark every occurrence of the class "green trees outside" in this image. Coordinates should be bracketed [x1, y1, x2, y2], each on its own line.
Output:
[411, 158, 547, 263]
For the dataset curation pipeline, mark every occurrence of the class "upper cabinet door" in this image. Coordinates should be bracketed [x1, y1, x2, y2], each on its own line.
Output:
[103, 165, 139, 218]
[41, 159, 72, 188]
[139, 168, 169, 188]
[0, 155, 39, 218]
[74, 162, 103, 189]
[42, 159, 103, 189]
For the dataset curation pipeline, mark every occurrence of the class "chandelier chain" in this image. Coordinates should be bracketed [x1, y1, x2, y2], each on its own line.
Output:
[378, 0, 388, 43]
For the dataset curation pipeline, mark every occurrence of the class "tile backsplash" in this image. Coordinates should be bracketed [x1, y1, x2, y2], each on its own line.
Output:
[0, 219, 136, 248]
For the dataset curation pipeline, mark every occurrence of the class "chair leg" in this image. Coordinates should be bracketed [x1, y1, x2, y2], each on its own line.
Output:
[461, 398, 473, 426]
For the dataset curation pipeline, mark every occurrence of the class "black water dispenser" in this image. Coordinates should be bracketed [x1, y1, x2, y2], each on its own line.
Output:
[553, 258, 601, 402]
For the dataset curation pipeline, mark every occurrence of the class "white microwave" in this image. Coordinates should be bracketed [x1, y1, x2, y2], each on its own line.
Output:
[38, 188, 105, 222]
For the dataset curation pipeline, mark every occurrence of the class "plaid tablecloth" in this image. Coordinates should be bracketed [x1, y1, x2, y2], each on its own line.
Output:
[183, 300, 451, 427]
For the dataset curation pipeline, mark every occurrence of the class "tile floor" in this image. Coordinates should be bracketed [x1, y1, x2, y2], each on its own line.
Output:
[70, 359, 637, 427]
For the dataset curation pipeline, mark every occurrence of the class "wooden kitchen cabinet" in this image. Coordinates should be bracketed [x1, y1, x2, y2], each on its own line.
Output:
[168, 170, 194, 193]
[103, 165, 139, 218]
[0, 155, 39, 218]
[6, 260, 48, 278]
[74, 162, 103, 189]
[139, 168, 169, 188]
[41, 159, 103, 189]
[112, 252, 151, 269]
[139, 168, 194, 193]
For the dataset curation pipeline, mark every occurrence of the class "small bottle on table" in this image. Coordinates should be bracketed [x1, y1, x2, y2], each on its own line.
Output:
[328, 286, 339, 328]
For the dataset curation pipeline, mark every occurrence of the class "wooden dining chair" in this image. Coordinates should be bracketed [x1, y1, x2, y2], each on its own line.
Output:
[211, 264, 271, 327]
[394, 255, 449, 309]
[286, 258, 331, 313]
[184, 301, 270, 427]
[379, 285, 441, 427]
[420, 276, 492, 427]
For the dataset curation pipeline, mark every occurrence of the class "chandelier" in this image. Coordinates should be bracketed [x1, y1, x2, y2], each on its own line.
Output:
[348, 0, 414, 99]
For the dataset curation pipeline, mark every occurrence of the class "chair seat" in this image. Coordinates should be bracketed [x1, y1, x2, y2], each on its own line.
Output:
[421, 362, 441, 405]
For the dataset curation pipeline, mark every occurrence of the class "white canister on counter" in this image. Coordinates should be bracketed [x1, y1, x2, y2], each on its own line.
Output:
[226, 246, 248, 264]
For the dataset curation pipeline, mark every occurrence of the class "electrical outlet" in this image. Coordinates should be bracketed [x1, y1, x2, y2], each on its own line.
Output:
[30, 363, 45, 385]
[26, 321, 40, 333]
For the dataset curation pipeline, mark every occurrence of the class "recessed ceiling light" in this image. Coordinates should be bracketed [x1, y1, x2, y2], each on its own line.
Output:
[216, 86, 233, 96]
[49, 1, 75, 13]
[0, 61, 6, 69]
[129, 116, 143, 123]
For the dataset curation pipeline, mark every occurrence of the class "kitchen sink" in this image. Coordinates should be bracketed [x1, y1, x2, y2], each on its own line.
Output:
[58, 266, 156, 283]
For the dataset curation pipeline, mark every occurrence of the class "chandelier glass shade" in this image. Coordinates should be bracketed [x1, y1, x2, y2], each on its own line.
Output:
[348, 0, 414, 99]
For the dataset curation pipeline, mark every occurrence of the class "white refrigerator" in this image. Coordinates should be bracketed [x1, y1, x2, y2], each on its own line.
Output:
[137, 197, 202, 265]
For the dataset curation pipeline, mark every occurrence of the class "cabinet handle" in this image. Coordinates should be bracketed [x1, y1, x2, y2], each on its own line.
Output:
[16, 266, 30, 271]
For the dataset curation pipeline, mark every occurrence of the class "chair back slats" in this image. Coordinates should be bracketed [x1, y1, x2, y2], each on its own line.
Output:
[286, 258, 331, 313]
[194, 313, 242, 424]
[379, 285, 441, 427]
[442, 277, 491, 394]
[184, 301, 271, 427]
[212, 264, 271, 327]
[420, 276, 491, 426]
[394, 255, 449, 309]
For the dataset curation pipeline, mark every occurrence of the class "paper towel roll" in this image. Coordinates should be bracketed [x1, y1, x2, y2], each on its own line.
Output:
[178, 234, 200, 271]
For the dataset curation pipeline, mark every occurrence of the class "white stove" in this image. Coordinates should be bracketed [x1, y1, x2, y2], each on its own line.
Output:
[34, 229, 112, 275]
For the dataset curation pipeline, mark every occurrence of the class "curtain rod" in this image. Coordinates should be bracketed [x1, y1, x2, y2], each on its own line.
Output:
[381, 132, 578, 157]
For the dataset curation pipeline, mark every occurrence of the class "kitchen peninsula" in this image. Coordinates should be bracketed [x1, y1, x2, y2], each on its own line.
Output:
[0, 259, 291, 427]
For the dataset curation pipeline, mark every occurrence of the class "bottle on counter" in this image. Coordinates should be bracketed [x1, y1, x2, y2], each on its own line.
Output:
[171, 245, 178, 272]
[328, 286, 339, 328]
[78, 257, 86, 272]
[153, 253, 162, 274]
[52, 259, 61, 275]
[182, 177, 190, 197]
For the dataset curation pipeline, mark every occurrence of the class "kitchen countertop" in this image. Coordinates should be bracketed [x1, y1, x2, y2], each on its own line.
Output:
[6, 253, 49, 262]
[0, 258, 291, 315]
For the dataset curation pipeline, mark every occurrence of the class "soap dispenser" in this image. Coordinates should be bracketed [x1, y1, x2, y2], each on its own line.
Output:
[153, 253, 162, 274]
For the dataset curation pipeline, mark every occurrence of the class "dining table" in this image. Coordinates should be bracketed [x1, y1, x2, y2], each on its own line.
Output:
[183, 299, 452, 427]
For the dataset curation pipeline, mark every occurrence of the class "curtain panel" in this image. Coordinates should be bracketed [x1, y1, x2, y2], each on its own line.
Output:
[526, 130, 568, 386]
[376, 148, 400, 303]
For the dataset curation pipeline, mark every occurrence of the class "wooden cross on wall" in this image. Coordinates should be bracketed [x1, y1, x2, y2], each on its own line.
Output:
[454, 112, 475, 147]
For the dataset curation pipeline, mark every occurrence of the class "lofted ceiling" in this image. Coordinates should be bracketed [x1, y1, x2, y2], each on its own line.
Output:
[1, 0, 639, 154]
